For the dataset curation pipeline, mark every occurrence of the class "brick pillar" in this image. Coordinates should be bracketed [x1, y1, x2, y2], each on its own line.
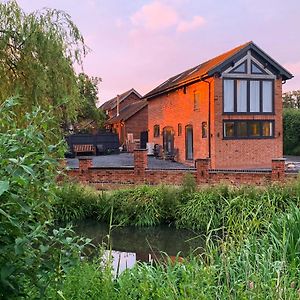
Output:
[78, 158, 92, 184]
[195, 158, 211, 184]
[134, 149, 148, 182]
[79, 158, 93, 171]
[58, 158, 66, 170]
[271, 158, 286, 182]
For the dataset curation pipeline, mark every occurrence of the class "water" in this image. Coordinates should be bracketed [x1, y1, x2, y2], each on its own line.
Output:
[74, 219, 205, 274]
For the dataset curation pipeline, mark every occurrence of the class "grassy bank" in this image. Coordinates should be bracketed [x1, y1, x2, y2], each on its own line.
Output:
[44, 204, 300, 299]
[53, 180, 300, 238]
[46, 180, 300, 299]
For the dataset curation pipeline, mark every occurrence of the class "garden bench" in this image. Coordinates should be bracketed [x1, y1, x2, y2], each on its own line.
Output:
[73, 144, 96, 156]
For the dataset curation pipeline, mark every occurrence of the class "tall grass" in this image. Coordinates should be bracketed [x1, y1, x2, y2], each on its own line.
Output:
[32, 181, 300, 299]
[54, 181, 300, 240]
[43, 206, 300, 299]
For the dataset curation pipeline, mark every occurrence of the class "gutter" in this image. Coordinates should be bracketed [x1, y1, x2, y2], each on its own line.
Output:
[202, 79, 212, 159]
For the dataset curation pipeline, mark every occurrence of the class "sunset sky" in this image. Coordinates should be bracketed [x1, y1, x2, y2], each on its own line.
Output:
[18, 0, 300, 105]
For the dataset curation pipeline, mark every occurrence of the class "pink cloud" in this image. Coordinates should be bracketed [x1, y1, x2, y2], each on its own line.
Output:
[130, 1, 178, 31]
[177, 15, 205, 32]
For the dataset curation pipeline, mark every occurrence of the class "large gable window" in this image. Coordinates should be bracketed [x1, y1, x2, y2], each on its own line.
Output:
[223, 79, 274, 114]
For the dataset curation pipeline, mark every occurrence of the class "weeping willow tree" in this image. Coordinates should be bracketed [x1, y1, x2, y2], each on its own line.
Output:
[0, 0, 88, 127]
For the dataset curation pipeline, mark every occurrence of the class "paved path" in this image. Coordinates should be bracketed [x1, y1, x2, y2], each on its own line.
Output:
[67, 153, 192, 170]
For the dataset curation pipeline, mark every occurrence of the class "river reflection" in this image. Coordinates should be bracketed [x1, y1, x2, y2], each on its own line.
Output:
[74, 219, 205, 273]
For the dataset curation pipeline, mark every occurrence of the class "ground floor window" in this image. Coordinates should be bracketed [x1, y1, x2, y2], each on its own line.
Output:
[223, 120, 274, 139]
[185, 125, 193, 160]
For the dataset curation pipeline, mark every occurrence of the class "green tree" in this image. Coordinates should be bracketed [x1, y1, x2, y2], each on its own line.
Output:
[283, 108, 300, 155]
[77, 73, 106, 130]
[282, 90, 300, 109]
[0, 0, 87, 127]
[0, 98, 91, 299]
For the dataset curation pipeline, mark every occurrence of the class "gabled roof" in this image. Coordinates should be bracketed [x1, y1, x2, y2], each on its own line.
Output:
[106, 100, 148, 124]
[100, 88, 142, 111]
[144, 41, 293, 99]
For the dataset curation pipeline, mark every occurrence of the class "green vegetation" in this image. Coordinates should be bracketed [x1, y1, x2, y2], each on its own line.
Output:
[46, 201, 300, 299]
[283, 108, 300, 155]
[0, 1, 105, 131]
[0, 99, 91, 299]
[54, 182, 300, 237]
[76, 73, 106, 132]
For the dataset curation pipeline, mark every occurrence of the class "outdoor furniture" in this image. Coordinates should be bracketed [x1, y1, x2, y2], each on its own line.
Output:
[153, 144, 163, 159]
[164, 148, 178, 162]
[96, 144, 105, 154]
[73, 144, 96, 156]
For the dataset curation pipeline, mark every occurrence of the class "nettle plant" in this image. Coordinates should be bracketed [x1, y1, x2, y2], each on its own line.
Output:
[0, 98, 91, 299]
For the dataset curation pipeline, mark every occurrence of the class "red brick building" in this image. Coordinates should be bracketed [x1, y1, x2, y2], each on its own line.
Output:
[100, 88, 148, 148]
[144, 42, 293, 169]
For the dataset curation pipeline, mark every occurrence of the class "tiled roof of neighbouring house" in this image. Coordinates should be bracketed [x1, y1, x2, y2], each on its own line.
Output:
[106, 100, 148, 125]
[100, 88, 142, 111]
[144, 41, 293, 99]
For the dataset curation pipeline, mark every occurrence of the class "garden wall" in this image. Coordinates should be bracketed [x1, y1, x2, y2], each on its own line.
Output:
[63, 150, 297, 189]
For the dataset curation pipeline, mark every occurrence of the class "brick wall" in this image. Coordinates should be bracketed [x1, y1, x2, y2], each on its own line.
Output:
[125, 105, 148, 140]
[148, 81, 210, 164]
[62, 151, 297, 189]
[147, 75, 283, 170]
[212, 77, 283, 169]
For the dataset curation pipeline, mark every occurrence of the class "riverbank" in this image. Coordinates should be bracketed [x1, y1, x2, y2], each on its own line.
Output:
[33, 180, 300, 299]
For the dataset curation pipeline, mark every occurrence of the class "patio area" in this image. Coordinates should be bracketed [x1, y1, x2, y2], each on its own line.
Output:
[66, 153, 193, 170]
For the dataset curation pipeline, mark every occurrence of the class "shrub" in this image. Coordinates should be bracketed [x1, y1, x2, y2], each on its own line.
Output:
[54, 183, 101, 222]
[283, 108, 300, 155]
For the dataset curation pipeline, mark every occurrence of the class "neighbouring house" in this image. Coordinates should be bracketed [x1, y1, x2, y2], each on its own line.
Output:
[100, 88, 148, 149]
[144, 41, 293, 169]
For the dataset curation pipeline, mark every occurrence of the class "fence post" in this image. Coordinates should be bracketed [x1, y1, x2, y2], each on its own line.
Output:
[195, 158, 211, 184]
[134, 149, 148, 182]
[271, 158, 286, 182]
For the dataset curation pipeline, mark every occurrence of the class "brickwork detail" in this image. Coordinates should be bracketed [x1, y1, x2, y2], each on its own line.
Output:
[61, 153, 295, 189]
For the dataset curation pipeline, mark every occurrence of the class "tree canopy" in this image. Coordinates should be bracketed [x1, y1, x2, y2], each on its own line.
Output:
[282, 90, 300, 109]
[0, 0, 87, 126]
[76, 73, 106, 131]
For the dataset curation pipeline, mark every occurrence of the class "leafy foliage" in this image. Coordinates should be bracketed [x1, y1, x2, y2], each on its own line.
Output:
[283, 90, 300, 109]
[75, 73, 106, 132]
[283, 108, 300, 155]
[0, 0, 87, 126]
[0, 98, 90, 299]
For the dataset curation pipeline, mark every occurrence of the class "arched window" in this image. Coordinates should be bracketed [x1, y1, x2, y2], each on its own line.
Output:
[154, 125, 160, 137]
[185, 125, 193, 160]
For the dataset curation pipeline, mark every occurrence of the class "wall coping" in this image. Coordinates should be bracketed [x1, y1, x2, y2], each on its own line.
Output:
[146, 168, 196, 171]
[91, 166, 134, 170]
[209, 169, 272, 174]
[272, 158, 286, 162]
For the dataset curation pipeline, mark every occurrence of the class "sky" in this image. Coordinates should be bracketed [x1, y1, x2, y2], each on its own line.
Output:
[17, 0, 300, 105]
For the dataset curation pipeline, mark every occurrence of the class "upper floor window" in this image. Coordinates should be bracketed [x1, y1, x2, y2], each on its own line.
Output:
[223, 79, 273, 114]
[202, 122, 207, 138]
[154, 125, 160, 137]
[178, 123, 182, 136]
[194, 92, 200, 111]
